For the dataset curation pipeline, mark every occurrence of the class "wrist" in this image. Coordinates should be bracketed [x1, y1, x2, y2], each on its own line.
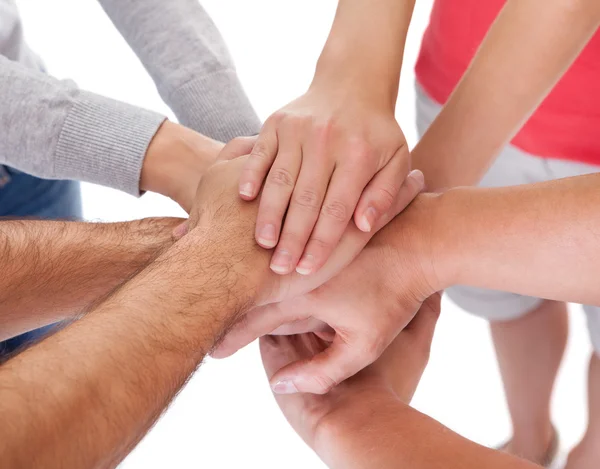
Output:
[312, 53, 399, 110]
[380, 193, 450, 295]
[140, 121, 224, 208]
[314, 388, 407, 468]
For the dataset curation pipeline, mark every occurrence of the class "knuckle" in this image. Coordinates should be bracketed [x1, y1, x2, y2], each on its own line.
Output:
[321, 199, 349, 223]
[311, 373, 337, 394]
[278, 229, 305, 247]
[313, 120, 335, 143]
[268, 167, 295, 188]
[363, 336, 386, 362]
[251, 141, 272, 162]
[374, 185, 398, 209]
[357, 328, 387, 362]
[269, 111, 287, 124]
[293, 188, 322, 211]
[307, 236, 331, 254]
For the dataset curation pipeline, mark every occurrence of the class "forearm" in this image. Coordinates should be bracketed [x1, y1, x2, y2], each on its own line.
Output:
[413, 0, 600, 191]
[0, 217, 180, 340]
[97, 0, 260, 141]
[418, 173, 600, 305]
[0, 228, 244, 468]
[319, 396, 539, 469]
[313, 0, 415, 108]
[0, 55, 165, 195]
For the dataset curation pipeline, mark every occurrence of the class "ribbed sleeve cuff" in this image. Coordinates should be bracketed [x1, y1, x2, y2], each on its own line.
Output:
[54, 91, 166, 196]
[166, 70, 261, 142]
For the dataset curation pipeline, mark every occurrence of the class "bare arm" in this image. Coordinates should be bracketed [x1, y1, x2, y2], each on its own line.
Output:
[237, 0, 417, 276]
[0, 175, 275, 468]
[320, 399, 540, 469]
[413, 0, 600, 190]
[0, 217, 180, 341]
[375, 172, 600, 308]
[431, 173, 600, 305]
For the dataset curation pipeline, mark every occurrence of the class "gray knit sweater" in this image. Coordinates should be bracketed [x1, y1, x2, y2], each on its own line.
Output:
[1, 0, 261, 195]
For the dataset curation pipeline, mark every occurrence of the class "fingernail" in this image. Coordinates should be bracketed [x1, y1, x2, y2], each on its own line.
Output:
[409, 169, 425, 187]
[358, 206, 377, 232]
[239, 182, 255, 197]
[272, 379, 298, 394]
[257, 224, 277, 248]
[270, 249, 292, 274]
[296, 254, 315, 275]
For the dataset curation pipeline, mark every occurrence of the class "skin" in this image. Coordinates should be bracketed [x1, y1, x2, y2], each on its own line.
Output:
[261, 299, 541, 469]
[219, 172, 600, 395]
[0, 153, 421, 467]
[412, 0, 600, 189]
[0, 152, 296, 468]
[238, 0, 417, 276]
[410, 3, 600, 465]
[0, 217, 180, 342]
[0, 134, 255, 344]
[139, 121, 257, 213]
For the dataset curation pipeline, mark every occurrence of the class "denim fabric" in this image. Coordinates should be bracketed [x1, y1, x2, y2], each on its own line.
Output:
[0, 166, 82, 356]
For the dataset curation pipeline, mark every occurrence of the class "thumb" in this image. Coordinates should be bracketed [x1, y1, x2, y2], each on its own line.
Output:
[269, 334, 383, 395]
[355, 160, 425, 233]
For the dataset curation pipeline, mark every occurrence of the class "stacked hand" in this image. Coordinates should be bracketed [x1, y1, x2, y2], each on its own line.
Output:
[259, 295, 441, 464]
[214, 193, 442, 394]
[237, 84, 411, 276]
[164, 121, 437, 396]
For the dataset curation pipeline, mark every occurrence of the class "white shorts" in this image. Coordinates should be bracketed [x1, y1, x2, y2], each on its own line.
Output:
[415, 83, 600, 354]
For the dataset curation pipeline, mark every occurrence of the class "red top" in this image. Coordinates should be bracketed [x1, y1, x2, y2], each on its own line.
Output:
[415, 0, 600, 166]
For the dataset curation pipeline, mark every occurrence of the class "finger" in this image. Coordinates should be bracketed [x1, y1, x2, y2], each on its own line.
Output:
[219, 136, 258, 162]
[405, 293, 442, 342]
[212, 301, 308, 359]
[353, 147, 411, 232]
[254, 134, 303, 250]
[371, 168, 426, 233]
[271, 318, 333, 336]
[297, 164, 371, 275]
[269, 333, 390, 395]
[238, 118, 279, 201]
[270, 150, 333, 275]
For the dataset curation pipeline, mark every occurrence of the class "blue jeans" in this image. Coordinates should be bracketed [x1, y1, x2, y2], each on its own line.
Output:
[0, 165, 82, 356]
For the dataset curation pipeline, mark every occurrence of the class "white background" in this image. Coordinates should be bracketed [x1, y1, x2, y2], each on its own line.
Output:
[16, 0, 592, 467]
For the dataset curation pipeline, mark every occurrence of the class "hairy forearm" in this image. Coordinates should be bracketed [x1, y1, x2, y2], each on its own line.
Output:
[0, 228, 244, 468]
[413, 0, 600, 191]
[313, 0, 416, 108]
[0, 217, 180, 340]
[320, 397, 539, 469]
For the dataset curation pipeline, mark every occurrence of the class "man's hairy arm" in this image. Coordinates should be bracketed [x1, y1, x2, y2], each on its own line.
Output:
[0, 157, 275, 468]
[413, 0, 600, 190]
[0, 218, 180, 341]
[0, 219, 271, 468]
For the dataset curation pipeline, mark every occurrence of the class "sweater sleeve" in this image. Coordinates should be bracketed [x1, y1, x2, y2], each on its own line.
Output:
[0, 55, 166, 195]
[96, 0, 262, 142]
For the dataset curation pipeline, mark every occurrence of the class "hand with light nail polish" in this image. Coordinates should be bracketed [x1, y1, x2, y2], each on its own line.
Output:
[238, 85, 409, 277]
[213, 193, 440, 395]
[184, 148, 424, 310]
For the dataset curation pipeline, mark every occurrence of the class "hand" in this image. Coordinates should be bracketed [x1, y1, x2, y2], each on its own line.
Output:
[238, 85, 410, 276]
[140, 121, 256, 212]
[259, 297, 441, 460]
[214, 194, 442, 394]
